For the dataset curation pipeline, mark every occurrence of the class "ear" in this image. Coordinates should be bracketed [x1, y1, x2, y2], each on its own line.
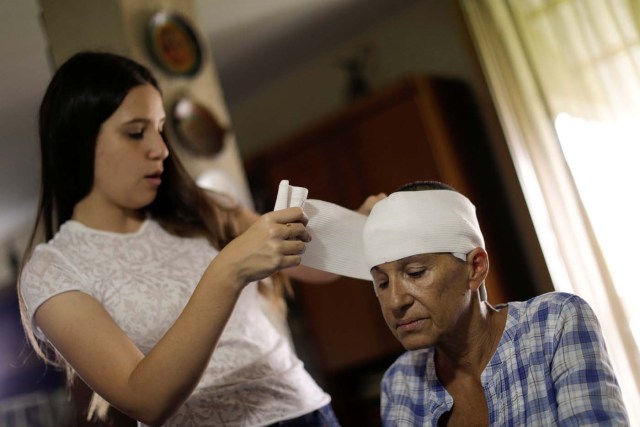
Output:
[467, 247, 489, 293]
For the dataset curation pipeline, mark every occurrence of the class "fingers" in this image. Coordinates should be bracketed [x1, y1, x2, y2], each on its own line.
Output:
[269, 207, 308, 226]
[279, 255, 304, 270]
[283, 222, 311, 242]
[217, 207, 312, 284]
[280, 239, 306, 256]
[266, 221, 308, 271]
[357, 193, 387, 215]
[261, 208, 310, 241]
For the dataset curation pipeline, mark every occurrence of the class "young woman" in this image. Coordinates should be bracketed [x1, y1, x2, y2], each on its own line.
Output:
[18, 51, 365, 427]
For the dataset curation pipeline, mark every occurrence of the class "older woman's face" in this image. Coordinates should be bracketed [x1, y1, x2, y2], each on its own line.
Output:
[371, 253, 471, 350]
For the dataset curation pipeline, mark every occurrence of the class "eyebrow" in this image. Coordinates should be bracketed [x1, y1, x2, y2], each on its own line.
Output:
[121, 117, 166, 126]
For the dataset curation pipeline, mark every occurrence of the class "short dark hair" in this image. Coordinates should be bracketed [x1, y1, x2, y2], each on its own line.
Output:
[394, 180, 457, 193]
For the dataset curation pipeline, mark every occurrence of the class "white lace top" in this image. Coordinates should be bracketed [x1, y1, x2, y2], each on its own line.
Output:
[20, 219, 330, 426]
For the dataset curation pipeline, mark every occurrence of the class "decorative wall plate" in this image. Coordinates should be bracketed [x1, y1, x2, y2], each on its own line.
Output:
[146, 11, 203, 77]
[171, 98, 226, 157]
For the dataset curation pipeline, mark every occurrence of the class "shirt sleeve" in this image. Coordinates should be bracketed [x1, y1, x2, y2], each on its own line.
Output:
[20, 245, 95, 341]
[550, 294, 629, 426]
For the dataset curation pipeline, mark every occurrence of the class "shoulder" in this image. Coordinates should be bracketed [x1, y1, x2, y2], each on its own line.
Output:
[21, 243, 68, 282]
[510, 292, 593, 322]
[521, 291, 585, 308]
[20, 240, 90, 339]
[20, 223, 103, 316]
[21, 226, 83, 284]
[508, 292, 601, 347]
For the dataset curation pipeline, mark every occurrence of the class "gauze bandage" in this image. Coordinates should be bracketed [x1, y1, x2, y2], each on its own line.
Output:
[275, 181, 370, 278]
[274, 180, 488, 301]
[363, 190, 484, 267]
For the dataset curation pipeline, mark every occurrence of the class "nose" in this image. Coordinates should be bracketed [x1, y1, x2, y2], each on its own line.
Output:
[387, 277, 413, 317]
[148, 132, 169, 160]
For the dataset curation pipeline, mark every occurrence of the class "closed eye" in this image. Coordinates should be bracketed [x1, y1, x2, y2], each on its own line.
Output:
[128, 130, 144, 140]
[407, 269, 426, 279]
[375, 281, 388, 291]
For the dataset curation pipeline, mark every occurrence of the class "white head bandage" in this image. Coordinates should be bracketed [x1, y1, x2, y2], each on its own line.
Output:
[274, 181, 488, 300]
[362, 189, 487, 301]
[363, 190, 484, 269]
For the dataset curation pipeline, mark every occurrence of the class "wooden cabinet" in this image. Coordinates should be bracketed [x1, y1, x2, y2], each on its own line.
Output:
[246, 75, 539, 425]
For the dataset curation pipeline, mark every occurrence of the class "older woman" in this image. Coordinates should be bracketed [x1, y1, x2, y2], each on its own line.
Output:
[366, 181, 628, 426]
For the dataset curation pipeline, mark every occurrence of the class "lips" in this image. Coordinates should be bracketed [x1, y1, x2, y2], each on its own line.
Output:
[396, 318, 426, 332]
[145, 170, 163, 185]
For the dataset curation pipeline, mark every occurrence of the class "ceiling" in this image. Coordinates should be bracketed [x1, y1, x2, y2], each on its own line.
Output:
[198, 0, 418, 105]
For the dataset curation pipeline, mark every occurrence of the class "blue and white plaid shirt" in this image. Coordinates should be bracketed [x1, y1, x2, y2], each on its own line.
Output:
[381, 292, 629, 426]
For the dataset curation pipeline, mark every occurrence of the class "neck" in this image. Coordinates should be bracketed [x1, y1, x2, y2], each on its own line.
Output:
[435, 300, 507, 378]
[72, 200, 146, 233]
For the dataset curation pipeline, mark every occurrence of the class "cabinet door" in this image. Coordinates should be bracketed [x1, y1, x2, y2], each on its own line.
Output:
[353, 94, 445, 195]
[258, 131, 364, 208]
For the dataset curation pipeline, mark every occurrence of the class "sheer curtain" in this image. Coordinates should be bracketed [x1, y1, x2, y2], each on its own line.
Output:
[459, 0, 640, 424]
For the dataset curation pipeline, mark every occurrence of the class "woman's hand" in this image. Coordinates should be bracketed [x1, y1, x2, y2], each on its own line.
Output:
[216, 207, 311, 284]
[356, 193, 387, 215]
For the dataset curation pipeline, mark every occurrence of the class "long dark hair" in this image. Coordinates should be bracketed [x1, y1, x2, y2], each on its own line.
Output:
[18, 51, 244, 418]
[34, 51, 234, 247]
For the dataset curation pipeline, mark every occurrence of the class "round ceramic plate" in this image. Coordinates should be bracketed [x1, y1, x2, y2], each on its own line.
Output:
[146, 11, 203, 77]
[171, 97, 226, 157]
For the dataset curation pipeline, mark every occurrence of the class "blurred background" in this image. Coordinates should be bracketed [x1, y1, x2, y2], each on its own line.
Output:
[1, 0, 639, 426]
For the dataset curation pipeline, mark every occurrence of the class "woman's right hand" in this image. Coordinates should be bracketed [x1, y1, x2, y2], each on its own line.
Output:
[215, 207, 310, 285]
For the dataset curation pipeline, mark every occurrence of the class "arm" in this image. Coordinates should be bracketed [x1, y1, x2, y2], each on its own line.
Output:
[551, 295, 629, 425]
[34, 207, 309, 426]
